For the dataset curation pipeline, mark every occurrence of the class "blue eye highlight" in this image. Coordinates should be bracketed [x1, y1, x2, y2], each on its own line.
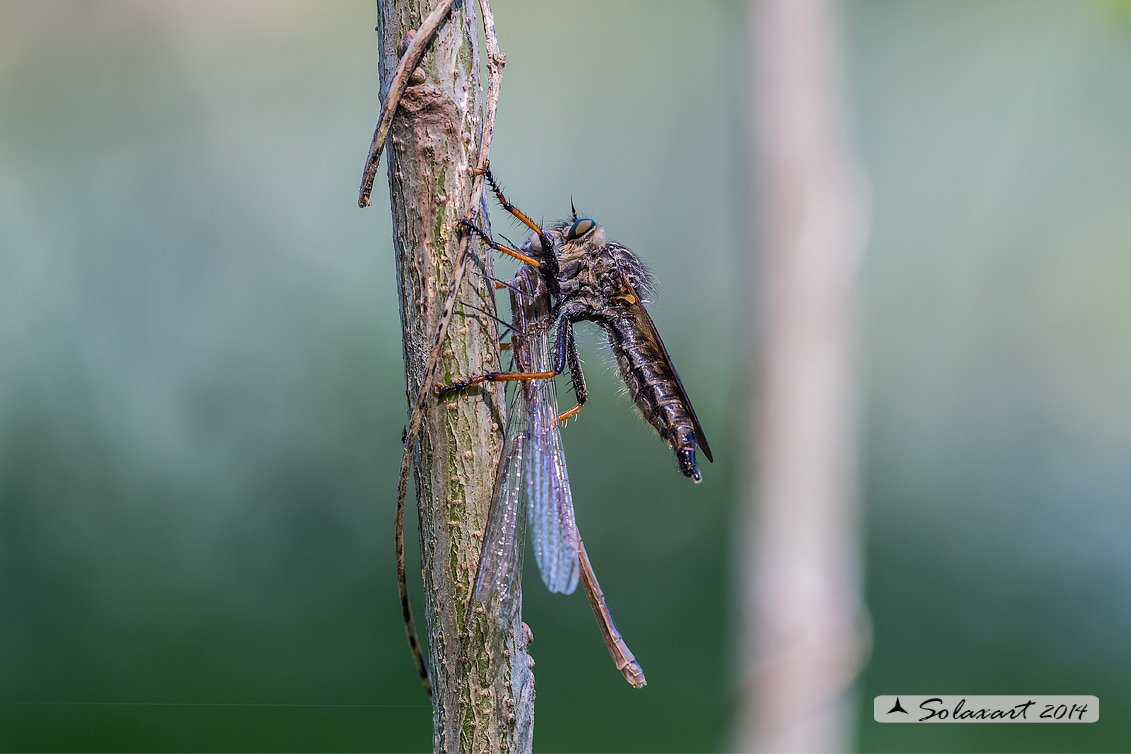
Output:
[566, 218, 596, 241]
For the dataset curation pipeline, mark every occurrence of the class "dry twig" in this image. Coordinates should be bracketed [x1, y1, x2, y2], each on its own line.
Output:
[358, 0, 457, 208]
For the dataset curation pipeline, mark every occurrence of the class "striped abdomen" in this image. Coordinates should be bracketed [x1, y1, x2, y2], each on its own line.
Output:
[603, 303, 712, 481]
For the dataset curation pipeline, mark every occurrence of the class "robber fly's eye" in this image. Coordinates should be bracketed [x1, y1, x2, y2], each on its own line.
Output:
[566, 218, 596, 241]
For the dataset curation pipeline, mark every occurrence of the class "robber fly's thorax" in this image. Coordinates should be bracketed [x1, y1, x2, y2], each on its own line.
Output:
[521, 222, 651, 319]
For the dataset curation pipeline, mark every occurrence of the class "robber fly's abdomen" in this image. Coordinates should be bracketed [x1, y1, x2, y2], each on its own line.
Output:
[605, 309, 703, 480]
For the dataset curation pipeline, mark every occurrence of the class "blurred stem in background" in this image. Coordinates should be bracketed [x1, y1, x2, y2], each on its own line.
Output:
[738, 0, 871, 751]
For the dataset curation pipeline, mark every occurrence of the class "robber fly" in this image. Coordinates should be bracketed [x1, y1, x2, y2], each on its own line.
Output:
[439, 163, 712, 685]
[445, 165, 713, 482]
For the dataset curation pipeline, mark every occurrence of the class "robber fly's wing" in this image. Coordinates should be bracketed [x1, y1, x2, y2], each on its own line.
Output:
[525, 368, 580, 595]
[621, 273, 713, 462]
[472, 382, 530, 614]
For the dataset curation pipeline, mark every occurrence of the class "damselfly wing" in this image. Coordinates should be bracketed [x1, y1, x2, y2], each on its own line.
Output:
[473, 267, 579, 613]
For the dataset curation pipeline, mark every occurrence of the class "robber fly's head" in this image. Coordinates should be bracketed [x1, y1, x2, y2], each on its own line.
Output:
[520, 216, 604, 263]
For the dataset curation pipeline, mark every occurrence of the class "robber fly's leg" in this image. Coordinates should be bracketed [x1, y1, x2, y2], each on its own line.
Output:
[458, 219, 542, 268]
[553, 316, 588, 425]
[479, 161, 544, 238]
[437, 369, 558, 396]
[477, 163, 557, 273]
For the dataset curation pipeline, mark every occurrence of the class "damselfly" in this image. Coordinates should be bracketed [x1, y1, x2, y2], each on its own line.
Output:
[466, 264, 645, 687]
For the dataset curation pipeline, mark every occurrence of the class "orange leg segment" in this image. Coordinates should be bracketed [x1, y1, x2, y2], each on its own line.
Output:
[437, 370, 556, 395]
[458, 219, 541, 268]
[555, 403, 583, 425]
[478, 161, 545, 238]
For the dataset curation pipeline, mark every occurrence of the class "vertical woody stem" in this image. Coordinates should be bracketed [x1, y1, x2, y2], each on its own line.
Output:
[375, 0, 534, 750]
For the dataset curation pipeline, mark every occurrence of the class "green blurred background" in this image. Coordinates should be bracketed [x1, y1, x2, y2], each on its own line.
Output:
[2, 0, 1130, 751]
